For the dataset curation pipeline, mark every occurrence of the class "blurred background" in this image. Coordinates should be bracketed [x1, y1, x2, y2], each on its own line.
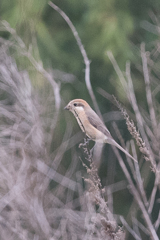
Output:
[0, 0, 160, 239]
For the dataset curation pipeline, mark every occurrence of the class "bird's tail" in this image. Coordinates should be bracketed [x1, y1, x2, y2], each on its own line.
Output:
[106, 138, 138, 163]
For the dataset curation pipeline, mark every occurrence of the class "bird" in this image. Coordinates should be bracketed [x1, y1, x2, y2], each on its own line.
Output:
[64, 99, 137, 162]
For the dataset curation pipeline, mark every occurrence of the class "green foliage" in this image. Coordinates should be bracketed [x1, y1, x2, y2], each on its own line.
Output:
[1, 0, 160, 99]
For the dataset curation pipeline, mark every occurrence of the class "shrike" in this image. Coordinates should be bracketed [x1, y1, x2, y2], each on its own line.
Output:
[64, 99, 137, 162]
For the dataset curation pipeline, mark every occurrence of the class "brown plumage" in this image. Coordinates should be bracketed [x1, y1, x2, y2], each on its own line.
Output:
[64, 99, 137, 162]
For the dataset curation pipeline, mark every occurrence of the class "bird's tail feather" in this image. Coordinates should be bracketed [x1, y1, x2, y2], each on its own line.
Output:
[106, 138, 138, 162]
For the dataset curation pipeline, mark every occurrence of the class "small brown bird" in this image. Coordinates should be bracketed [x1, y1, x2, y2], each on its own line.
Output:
[64, 99, 137, 162]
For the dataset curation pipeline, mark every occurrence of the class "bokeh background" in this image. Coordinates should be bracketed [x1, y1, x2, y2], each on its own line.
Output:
[0, 0, 160, 239]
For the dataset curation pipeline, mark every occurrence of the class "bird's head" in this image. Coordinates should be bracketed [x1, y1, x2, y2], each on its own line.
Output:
[64, 99, 90, 114]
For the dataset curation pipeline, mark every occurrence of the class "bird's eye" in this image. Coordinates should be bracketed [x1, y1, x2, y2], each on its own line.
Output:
[74, 103, 77, 107]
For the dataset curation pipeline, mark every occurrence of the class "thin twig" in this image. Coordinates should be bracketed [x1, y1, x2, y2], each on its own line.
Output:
[148, 173, 159, 214]
[130, 140, 149, 208]
[48, 1, 102, 118]
[120, 216, 142, 240]
[125, 62, 156, 168]
[107, 51, 128, 93]
[154, 210, 160, 230]
[141, 43, 158, 137]
[112, 146, 159, 240]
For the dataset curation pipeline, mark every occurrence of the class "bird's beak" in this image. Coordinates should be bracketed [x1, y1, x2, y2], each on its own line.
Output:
[64, 104, 69, 110]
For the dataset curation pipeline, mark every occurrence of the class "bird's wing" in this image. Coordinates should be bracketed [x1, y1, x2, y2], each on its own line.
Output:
[86, 109, 112, 138]
[86, 108, 137, 162]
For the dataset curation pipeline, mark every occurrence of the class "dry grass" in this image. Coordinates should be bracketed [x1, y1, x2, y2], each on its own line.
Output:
[0, 31, 124, 240]
[0, 8, 160, 240]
